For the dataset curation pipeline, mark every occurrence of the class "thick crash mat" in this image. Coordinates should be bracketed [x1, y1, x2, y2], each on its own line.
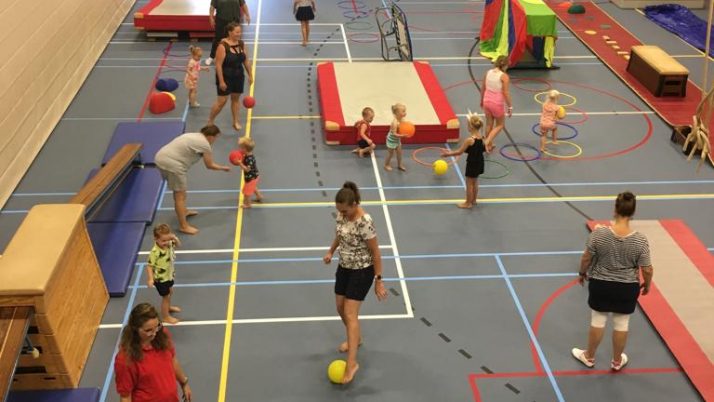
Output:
[86, 166, 163, 223]
[8, 388, 100, 402]
[87, 222, 146, 297]
[101, 121, 185, 165]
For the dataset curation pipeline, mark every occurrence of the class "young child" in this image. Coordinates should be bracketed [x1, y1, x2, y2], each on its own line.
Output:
[293, 0, 317, 47]
[442, 111, 485, 209]
[237, 136, 262, 208]
[146, 224, 182, 324]
[539, 89, 561, 151]
[384, 103, 407, 172]
[352, 107, 376, 158]
[185, 45, 209, 108]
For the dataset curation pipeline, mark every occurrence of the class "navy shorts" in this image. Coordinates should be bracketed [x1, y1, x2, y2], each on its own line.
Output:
[358, 139, 370, 149]
[154, 280, 174, 297]
[335, 265, 374, 301]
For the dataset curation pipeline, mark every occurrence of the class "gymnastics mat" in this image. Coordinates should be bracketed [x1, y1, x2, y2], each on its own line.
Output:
[87, 222, 146, 297]
[85, 167, 163, 224]
[102, 121, 185, 166]
[134, 0, 212, 32]
[8, 388, 100, 402]
[587, 220, 714, 401]
[317, 61, 460, 145]
[545, 1, 713, 156]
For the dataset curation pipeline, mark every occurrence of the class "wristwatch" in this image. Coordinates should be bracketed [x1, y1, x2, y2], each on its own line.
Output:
[375, 275, 383, 281]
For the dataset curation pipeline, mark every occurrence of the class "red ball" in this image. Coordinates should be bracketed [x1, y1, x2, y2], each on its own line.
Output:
[243, 96, 256, 109]
[229, 150, 244, 165]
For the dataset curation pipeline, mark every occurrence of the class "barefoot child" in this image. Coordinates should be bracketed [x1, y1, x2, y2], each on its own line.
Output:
[539, 89, 561, 151]
[147, 224, 182, 324]
[236, 137, 262, 208]
[442, 111, 485, 209]
[293, 0, 316, 47]
[384, 103, 407, 171]
[352, 107, 376, 158]
[185, 45, 209, 108]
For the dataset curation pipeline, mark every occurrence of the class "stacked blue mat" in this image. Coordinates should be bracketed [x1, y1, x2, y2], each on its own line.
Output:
[644, 4, 714, 57]
[8, 388, 100, 402]
[87, 121, 185, 297]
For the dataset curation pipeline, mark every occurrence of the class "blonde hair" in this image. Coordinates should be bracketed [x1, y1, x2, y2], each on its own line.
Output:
[153, 223, 172, 239]
[548, 89, 560, 100]
[468, 115, 483, 132]
[362, 107, 374, 118]
[238, 136, 255, 152]
[189, 45, 202, 56]
[494, 55, 509, 71]
[391, 103, 406, 115]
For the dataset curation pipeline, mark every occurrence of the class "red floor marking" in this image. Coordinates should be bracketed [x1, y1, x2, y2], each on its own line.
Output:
[350, 0, 358, 14]
[137, 42, 172, 122]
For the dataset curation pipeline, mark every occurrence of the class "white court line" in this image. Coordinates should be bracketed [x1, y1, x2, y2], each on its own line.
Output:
[370, 152, 414, 318]
[98, 313, 412, 328]
[136, 245, 393, 255]
[340, 23, 352, 63]
[456, 111, 656, 117]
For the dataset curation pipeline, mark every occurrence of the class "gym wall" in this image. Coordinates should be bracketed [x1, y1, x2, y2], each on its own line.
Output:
[0, 0, 135, 209]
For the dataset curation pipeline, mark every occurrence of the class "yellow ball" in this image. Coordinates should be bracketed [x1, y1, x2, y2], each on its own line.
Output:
[433, 159, 448, 175]
[557, 106, 566, 119]
[327, 360, 346, 383]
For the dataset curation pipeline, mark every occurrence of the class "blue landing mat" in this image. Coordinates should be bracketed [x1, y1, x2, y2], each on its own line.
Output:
[102, 121, 185, 165]
[87, 166, 164, 223]
[8, 388, 100, 402]
[644, 4, 714, 57]
[88, 222, 146, 297]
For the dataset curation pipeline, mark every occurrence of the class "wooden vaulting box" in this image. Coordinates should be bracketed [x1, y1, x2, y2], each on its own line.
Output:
[0, 204, 108, 389]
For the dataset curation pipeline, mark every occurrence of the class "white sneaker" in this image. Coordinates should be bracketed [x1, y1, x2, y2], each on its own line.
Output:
[611, 353, 628, 371]
[571, 348, 595, 368]
[205, 57, 213, 66]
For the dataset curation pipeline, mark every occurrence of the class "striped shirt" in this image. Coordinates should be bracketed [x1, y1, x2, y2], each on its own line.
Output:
[586, 226, 651, 283]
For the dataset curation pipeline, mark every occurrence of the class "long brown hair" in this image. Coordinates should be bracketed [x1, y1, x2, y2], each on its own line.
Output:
[120, 303, 171, 362]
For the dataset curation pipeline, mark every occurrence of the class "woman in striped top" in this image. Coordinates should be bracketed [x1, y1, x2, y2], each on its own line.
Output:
[572, 192, 654, 371]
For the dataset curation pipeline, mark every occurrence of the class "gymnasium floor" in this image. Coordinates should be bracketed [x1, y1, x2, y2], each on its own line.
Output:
[2, 0, 714, 401]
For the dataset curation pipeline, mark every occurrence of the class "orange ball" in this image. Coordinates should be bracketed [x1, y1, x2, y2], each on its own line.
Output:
[398, 121, 416, 137]
[229, 150, 244, 165]
[243, 96, 256, 108]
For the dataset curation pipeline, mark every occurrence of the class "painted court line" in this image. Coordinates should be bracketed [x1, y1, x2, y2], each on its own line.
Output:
[137, 245, 392, 255]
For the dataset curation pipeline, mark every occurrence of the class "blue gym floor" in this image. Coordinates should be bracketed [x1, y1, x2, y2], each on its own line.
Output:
[1, 0, 714, 401]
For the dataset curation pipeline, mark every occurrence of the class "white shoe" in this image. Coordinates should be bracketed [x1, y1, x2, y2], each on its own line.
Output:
[611, 353, 628, 371]
[205, 57, 213, 66]
[571, 348, 595, 368]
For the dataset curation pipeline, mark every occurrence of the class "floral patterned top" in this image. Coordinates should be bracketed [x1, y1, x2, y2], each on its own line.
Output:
[336, 213, 376, 269]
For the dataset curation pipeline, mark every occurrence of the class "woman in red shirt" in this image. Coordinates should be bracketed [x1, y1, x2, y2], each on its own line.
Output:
[114, 303, 192, 402]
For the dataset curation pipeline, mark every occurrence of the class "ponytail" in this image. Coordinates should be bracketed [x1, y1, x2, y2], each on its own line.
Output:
[335, 181, 361, 205]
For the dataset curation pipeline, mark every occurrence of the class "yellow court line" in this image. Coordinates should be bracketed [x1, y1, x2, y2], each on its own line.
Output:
[249, 193, 714, 208]
[217, 0, 262, 400]
[251, 115, 320, 119]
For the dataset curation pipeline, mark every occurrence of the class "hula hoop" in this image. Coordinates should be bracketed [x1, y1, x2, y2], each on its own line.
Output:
[348, 32, 379, 43]
[344, 20, 373, 30]
[558, 106, 588, 125]
[499, 143, 541, 162]
[531, 122, 578, 141]
[337, 0, 367, 9]
[412, 147, 461, 167]
[534, 91, 577, 107]
[481, 159, 510, 179]
[511, 77, 553, 93]
[343, 10, 370, 19]
[542, 140, 583, 159]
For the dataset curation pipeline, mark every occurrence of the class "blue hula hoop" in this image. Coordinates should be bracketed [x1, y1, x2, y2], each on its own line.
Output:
[531, 122, 578, 140]
[499, 143, 541, 162]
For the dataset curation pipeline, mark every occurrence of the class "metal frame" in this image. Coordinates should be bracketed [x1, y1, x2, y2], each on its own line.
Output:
[375, 1, 414, 61]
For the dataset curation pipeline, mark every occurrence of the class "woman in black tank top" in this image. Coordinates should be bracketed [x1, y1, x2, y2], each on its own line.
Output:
[207, 22, 254, 131]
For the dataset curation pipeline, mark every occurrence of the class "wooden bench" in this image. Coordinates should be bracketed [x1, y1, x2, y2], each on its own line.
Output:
[627, 45, 689, 97]
[0, 307, 32, 401]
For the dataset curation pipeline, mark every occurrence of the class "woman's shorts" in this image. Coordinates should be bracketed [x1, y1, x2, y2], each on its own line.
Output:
[335, 265, 375, 301]
[588, 278, 640, 315]
[483, 90, 505, 118]
[158, 168, 188, 192]
[296, 6, 315, 21]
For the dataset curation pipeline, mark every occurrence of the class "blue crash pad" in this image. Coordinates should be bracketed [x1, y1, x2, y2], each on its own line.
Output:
[644, 4, 714, 57]
[101, 121, 185, 165]
[88, 222, 146, 297]
[8, 388, 100, 402]
[86, 166, 164, 223]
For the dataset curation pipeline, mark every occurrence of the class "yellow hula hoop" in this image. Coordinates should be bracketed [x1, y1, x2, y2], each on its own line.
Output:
[541, 140, 583, 159]
[534, 91, 577, 107]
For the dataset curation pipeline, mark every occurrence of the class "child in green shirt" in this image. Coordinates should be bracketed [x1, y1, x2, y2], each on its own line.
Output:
[147, 224, 182, 324]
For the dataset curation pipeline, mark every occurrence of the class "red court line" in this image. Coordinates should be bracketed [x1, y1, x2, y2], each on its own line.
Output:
[659, 219, 714, 286]
[137, 42, 172, 122]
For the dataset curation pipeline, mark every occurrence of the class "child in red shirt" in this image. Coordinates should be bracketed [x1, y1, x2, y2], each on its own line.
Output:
[351, 107, 376, 158]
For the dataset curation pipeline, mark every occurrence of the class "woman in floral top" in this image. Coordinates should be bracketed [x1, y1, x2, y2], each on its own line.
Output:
[323, 181, 388, 384]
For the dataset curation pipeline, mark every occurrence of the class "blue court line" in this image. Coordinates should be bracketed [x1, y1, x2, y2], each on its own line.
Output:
[127, 272, 579, 289]
[99, 264, 144, 402]
[444, 142, 467, 189]
[495, 255, 565, 402]
[10, 179, 714, 197]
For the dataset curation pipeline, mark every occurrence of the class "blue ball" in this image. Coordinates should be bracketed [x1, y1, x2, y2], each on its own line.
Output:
[155, 78, 179, 92]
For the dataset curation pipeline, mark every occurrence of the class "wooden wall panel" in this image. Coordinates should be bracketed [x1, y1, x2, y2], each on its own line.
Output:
[0, 0, 135, 209]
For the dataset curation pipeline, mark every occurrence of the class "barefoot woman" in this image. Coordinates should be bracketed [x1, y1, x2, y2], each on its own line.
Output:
[323, 181, 388, 384]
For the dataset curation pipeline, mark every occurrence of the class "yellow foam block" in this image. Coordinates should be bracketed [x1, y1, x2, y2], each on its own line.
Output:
[584, 30, 597, 35]
[602, 35, 611, 40]
[624, 55, 631, 60]
[617, 51, 629, 55]
[606, 40, 617, 45]
[612, 45, 621, 50]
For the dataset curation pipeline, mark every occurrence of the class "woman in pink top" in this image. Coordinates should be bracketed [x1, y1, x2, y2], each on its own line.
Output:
[480, 55, 513, 152]
[539, 89, 561, 151]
